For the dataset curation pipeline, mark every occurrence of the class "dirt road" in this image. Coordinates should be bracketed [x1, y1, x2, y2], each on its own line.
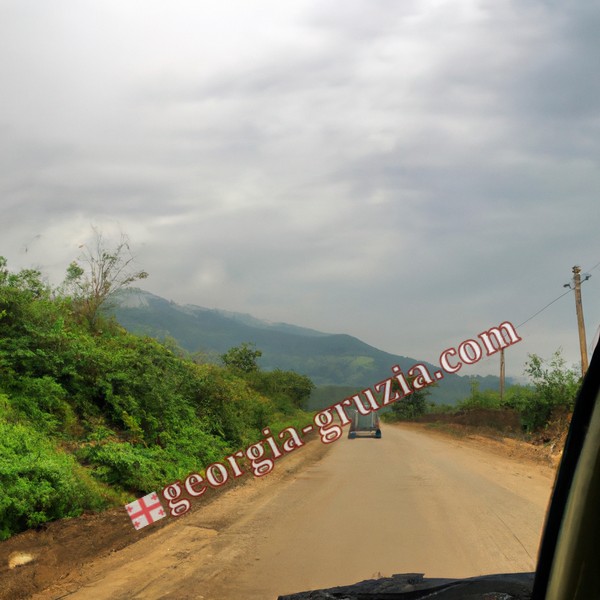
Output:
[29, 424, 556, 600]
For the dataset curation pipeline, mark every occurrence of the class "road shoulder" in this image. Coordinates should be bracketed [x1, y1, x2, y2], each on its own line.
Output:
[0, 434, 332, 600]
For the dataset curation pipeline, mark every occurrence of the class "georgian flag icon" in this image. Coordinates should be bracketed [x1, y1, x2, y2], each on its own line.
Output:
[125, 492, 166, 530]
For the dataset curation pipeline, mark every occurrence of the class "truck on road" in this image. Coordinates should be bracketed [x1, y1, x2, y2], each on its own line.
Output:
[348, 410, 381, 439]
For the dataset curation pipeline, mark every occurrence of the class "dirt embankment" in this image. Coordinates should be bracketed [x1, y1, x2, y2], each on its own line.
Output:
[398, 422, 564, 469]
[410, 407, 570, 467]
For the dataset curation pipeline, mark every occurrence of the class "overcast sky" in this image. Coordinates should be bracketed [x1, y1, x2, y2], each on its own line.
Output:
[1, 0, 599, 379]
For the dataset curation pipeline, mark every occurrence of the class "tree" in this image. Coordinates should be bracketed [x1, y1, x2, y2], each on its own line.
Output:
[0, 256, 47, 298]
[220, 342, 262, 373]
[389, 386, 431, 419]
[387, 377, 434, 420]
[62, 228, 148, 327]
[524, 350, 581, 408]
[515, 349, 582, 431]
[245, 369, 315, 411]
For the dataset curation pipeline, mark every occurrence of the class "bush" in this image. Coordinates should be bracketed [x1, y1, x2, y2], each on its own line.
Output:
[0, 418, 108, 540]
[457, 380, 502, 411]
[509, 352, 581, 432]
[8, 376, 77, 435]
[77, 442, 181, 493]
[244, 369, 315, 412]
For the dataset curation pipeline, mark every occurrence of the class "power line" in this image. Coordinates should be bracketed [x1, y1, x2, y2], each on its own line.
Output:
[516, 288, 573, 329]
[584, 259, 600, 273]
[473, 286, 573, 368]
[515, 258, 599, 330]
[437, 263, 595, 374]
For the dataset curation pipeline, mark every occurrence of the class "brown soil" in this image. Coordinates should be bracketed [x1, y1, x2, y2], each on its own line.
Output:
[411, 407, 571, 468]
[0, 507, 147, 600]
[396, 421, 565, 468]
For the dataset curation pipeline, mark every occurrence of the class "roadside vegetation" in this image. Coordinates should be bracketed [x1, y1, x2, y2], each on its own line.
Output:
[0, 232, 581, 541]
[383, 349, 581, 441]
[0, 244, 314, 541]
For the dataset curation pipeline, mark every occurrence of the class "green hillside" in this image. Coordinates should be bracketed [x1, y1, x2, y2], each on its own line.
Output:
[111, 289, 504, 405]
[0, 259, 312, 540]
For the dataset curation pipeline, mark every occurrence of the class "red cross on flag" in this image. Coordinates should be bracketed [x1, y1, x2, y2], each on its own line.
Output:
[125, 492, 166, 530]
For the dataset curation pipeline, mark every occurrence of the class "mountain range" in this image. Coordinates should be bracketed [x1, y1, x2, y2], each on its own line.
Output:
[110, 288, 504, 406]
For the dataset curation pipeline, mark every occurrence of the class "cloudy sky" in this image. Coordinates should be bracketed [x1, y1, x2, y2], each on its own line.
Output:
[1, 0, 599, 379]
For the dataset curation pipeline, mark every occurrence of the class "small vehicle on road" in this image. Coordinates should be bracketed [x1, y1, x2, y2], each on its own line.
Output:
[348, 410, 381, 439]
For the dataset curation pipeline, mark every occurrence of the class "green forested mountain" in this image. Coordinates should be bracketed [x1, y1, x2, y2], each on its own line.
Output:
[111, 288, 504, 405]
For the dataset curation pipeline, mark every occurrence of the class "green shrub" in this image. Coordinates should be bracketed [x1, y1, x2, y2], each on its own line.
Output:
[457, 380, 502, 411]
[8, 376, 77, 435]
[78, 430, 231, 494]
[0, 419, 108, 540]
[502, 352, 581, 432]
[244, 369, 315, 411]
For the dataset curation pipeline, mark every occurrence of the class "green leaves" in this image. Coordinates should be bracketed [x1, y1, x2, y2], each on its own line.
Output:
[244, 369, 315, 412]
[220, 343, 315, 414]
[524, 350, 581, 409]
[0, 419, 107, 540]
[220, 342, 262, 373]
[516, 350, 581, 431]
[65, 261, 85, 287]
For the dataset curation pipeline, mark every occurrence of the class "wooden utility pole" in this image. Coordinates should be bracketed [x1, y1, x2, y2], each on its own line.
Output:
[572, 265, 589, 376]
[499, 348, 505, 402]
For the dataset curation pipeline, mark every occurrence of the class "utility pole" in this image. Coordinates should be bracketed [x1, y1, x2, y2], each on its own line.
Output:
[499, 348, 505, 403]
[572, 266, 589, 376]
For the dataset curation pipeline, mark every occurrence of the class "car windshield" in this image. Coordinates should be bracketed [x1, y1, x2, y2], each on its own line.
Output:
[0, 3, 598, 600]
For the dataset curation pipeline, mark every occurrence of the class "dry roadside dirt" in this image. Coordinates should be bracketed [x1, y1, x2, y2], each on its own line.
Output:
[1, 423, 558, 600]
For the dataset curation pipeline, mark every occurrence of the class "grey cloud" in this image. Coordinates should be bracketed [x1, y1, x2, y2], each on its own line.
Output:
[1, 0, 599, 377]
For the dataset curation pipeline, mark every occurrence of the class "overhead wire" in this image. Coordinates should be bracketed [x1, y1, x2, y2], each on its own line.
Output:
[516, 288, 573, 329]
[514, 258, 599, 330]
[443, 258, 599, 370]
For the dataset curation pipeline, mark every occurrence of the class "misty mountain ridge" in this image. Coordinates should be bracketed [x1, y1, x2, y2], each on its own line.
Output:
[110, 288, 504, 405]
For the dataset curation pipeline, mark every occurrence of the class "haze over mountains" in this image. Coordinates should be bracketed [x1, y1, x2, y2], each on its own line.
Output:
[111, 289, 504, 406]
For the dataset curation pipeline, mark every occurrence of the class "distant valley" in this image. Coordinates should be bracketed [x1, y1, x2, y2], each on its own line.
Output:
[110, 288, 505, 406]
